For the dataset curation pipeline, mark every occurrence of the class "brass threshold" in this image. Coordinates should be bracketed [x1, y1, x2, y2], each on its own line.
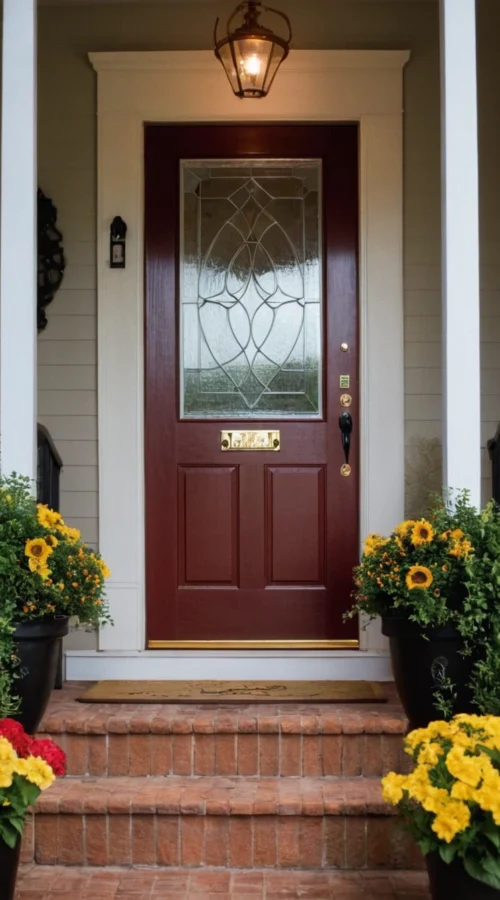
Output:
[148, 639, 359, 650]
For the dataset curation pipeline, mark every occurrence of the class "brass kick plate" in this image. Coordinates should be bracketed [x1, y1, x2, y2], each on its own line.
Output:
[221, 430, 280, 451]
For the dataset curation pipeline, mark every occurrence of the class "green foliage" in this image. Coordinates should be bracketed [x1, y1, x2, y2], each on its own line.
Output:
[0, 473, 112, 715]
[347, 490, 500, 716]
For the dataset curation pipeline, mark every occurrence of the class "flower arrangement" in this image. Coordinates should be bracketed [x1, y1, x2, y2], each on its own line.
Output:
[0, 718, 65, 848]
[382, 714, 500, 889]
[0, 474, 111, 717]
[347, 491, 500, 715]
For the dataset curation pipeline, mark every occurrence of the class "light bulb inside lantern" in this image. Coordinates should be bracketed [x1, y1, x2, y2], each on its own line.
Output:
[241, 53, 261, 77]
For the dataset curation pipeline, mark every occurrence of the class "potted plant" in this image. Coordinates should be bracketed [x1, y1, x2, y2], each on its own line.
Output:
[382, 714, 500, 898]
[0, 474, 111, 733]
[0, 717, 65, 900]
[346, 491, 500, 728]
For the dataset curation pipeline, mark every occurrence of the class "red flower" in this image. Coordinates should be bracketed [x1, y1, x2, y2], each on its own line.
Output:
[29, 738, 66, 776]
[0, 718, 32, 757]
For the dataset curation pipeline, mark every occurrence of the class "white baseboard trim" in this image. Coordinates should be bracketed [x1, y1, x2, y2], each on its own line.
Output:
[65, 650, 393, 682]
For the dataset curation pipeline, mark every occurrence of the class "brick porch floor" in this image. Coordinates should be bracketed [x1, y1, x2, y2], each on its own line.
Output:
[16, 865, 430, 898]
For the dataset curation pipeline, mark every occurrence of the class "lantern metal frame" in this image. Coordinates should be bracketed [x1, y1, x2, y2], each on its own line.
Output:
[214, 0, 292, 99]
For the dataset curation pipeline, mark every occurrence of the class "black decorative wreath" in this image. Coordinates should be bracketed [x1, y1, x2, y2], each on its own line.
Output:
[38, 188, 66, 332]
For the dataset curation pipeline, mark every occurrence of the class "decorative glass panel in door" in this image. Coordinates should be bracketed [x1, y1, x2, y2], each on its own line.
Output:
[180, 160, 322, 418]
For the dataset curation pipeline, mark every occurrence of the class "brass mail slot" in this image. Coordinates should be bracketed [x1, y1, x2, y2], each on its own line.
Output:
[220, 430, 280, 451]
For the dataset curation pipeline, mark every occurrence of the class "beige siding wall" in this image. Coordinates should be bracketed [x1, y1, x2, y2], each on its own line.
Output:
[37, 0, 500, 536]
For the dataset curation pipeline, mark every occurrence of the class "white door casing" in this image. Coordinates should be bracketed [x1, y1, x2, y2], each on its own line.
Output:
[69, 49, 409, 679]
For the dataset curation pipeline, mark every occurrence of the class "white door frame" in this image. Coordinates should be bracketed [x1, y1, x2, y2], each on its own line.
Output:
[66, 49, 409, 680]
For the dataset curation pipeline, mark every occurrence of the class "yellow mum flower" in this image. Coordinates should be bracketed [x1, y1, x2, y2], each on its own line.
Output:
[446, 747, 482, 788]
[16, 756, 55, 790]
[432, 801, 470, 843]
[381, 772, 407, 805]
[411, 520, 435, 545]
[0, 737, 17, 764]
[418, 742, 444, 767]
[405, 727, 433, 753]
[0, 762, 15, 789]
[25, 538, 52, 564]
[451, 781, 476, 802]
[406, 566, 433, 590]
[421, 786, 450, 815]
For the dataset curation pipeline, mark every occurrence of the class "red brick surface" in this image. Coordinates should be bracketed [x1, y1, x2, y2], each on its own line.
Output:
[15, 865, 431, 898]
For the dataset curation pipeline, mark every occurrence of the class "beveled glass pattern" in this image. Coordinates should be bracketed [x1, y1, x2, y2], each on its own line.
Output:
[180, 159, 322, 418]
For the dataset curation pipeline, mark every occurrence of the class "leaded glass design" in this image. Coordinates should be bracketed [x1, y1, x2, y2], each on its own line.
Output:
[180, 159, 322, 418]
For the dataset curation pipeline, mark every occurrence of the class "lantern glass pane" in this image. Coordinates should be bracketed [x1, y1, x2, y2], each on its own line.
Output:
[233, 37, 273, 96]
[261, 43, 287, 93]
[217, 42, 241, 94]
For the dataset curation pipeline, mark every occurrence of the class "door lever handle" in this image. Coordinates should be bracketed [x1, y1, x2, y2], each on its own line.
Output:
[339, 411, 353, 464]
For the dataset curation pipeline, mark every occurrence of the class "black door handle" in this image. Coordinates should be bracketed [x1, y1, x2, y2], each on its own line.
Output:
[339, 411, 353, 464]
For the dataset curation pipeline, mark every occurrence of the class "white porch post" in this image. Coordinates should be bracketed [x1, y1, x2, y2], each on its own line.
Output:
[440, 0, 481, 507]
[0, 0, 37, 481]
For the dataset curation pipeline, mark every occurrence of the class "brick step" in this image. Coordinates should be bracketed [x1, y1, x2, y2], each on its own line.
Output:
[27, 775, 423, 870]
[16, 865, 431, 898]
[39, 701, 408, 778]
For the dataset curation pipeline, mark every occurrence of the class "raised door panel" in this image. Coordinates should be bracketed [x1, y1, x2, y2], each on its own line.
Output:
[265, 466, 326, 585]
[178, 466, 238, 585]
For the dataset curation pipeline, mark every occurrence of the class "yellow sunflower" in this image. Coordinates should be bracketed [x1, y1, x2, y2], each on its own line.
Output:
[44, 534, 59, 549]
[411, 520, 435, 546]
[394, 520, 416, 538]
[25, 538, 52, 564]
[406, 565, 433, 590]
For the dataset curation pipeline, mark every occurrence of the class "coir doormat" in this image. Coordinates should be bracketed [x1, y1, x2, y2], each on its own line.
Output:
[77, 680, 387, 704]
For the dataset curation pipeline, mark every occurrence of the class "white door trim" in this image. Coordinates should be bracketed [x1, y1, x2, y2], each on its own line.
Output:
[87, 49, 409, 668]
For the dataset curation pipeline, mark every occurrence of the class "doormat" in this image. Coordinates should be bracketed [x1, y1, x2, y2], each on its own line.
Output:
[77, 680, 387, 704]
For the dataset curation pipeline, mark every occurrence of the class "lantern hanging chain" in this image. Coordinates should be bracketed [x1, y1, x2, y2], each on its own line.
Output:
[214, 0, 292, 46]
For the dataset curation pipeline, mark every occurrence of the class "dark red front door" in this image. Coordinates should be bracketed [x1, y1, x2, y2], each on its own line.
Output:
[145, 124, 359, 647]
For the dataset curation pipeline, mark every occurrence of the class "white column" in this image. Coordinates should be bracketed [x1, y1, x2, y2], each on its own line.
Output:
[0, 0, 37, 482]
[440, 0, 481, 508]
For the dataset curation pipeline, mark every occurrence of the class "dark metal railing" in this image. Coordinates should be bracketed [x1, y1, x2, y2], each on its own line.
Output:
[37, 424, 63, 510]
[37, 425, 64, 688]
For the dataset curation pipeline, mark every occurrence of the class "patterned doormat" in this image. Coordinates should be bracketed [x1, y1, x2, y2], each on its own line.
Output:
[77, 680, 387, 704]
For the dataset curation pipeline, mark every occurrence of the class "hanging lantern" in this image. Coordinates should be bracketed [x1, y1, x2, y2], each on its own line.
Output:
[214, 1, 292, 99]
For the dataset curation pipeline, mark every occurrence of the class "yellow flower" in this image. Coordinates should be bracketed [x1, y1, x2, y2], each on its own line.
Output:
[406, 566, 433, 590]
[449, 540, 474, 559]
[37, 504, 62, 528]
[44, 534, 59, 548]
[0, 763, 15, 789]
[25, 538, 52, 564]
[411, 520, 435, 546]
[421, 786, 450, 814]
[418, 742, 443, 767]
[97, 558, 111, 579]
[381, 772, 406, 805]
[445, 747, 482, 787]
[0, 737, 17, 764]
[432, 801, 470, 843]
[394, 520, 417, 538]
[16, 756, 55, 790]
[451, 781, 476, 802]
[56, 524, 81, 542]
[363, 533, 387, 556]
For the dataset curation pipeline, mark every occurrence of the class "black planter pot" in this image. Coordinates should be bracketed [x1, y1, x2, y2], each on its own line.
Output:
[427, 854, 500, 899]
[0, 837, 21, 900]
[12, 617, 70, 734]
[382, 616, 475, 730]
